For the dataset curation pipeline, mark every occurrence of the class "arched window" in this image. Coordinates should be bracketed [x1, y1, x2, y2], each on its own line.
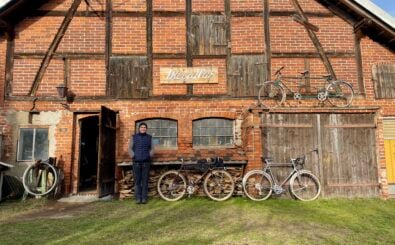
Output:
[136, 119, 177, 148]
[193, 118, 234, 147]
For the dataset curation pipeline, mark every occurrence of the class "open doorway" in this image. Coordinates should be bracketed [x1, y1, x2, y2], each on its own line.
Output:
[78, 116, 99, 192]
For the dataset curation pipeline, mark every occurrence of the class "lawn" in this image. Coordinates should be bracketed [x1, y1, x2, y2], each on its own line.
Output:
[0, 197, 394, 244]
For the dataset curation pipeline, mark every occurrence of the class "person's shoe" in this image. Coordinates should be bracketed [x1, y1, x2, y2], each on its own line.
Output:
[136, 199, 142, 204]
[141, 199, 147, 204]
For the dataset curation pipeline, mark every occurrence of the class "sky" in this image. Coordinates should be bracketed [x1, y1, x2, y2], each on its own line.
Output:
[371, 0, 395, 17]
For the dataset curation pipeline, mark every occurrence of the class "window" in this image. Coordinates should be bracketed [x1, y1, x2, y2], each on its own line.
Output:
[136, 119, 177, 148]
[17, 128, 49, 161]
[193, 118, 234, 147]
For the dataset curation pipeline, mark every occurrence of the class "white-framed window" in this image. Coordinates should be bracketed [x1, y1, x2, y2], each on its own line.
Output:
[193, 118, 234, 147]
[17, 128, 49, 161]
[136, 119, 177, 148]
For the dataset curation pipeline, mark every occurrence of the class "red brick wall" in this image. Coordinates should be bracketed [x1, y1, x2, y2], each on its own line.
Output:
[70, 60, 106, 96]
[231, 17, 264, 54]
[193, 0, 224, 12]
[153, 0, 185, 11]
[113, 0, 146, 12]
[112, 17, 146, 54]
[230, 0, 263, 11]
[153, 17, 186, 54]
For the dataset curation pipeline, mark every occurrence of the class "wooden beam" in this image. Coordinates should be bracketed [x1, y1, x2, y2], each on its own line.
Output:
[272, 51, 355, 58]
[290, 0, 337, 80]
[225, 0, 232, 95]
[186, 0, 193, 95]
[105, 0, 113, 96]
[147, 0, 153, 96]
[292, 14, 319, 32]
[64, 58, 71, 89]
[354, 31, 365, 96]
[263, 0, 271, 81]
[5, 33, 15, 97]
[14, 52, 105, 59]
[28, 0, 82, 96]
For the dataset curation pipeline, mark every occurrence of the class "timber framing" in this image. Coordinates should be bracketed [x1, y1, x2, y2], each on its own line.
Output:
[263, 0, 271, 81]
[5, 33, 15, 97]
[225, 0, 231, 96]
[146, 0, 153, 96]
[290, 0, 337, 80]
[28, 0, 82, 97]
[105, 0, 112, 96]
[28, 10, 335, 18]
[186, 0, 193, 95]
[354, 30, 365, 95]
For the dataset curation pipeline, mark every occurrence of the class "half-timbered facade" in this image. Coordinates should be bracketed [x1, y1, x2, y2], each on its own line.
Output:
[0, 0, 394, 198]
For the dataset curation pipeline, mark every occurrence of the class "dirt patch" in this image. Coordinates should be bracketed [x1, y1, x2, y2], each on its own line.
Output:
[2, 201, 97, 224]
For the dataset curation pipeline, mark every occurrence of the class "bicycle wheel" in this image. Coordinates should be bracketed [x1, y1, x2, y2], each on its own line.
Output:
[203, 170, 234, 201]
[326, 80, 354, 107]
[289, 171, 321, 201]
[22, 161, 58, 196]
[157, 170, 186, 201]
[258, 81, 285, 107]
[242, 170, 272, 201]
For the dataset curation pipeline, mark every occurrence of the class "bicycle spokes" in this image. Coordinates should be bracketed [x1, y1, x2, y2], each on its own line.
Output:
[327, 81, 354, 107]
[204, 170, 234, 201]
[290, 172, 321, 201]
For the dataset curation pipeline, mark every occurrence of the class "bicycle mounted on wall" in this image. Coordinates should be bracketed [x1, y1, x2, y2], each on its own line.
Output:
[258, 66, 354, 108]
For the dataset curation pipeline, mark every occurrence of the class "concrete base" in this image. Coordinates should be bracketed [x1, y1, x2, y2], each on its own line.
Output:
[58, 194, 113, 203]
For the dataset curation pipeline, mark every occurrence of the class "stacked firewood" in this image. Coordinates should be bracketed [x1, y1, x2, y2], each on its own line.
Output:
[118, 167, 244, 200]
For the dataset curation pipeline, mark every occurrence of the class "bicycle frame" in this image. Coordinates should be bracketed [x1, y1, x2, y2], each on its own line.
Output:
[263, 160, 299, 191]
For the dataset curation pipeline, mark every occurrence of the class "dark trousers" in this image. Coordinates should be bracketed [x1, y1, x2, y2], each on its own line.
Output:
[133, 161, 150, 201]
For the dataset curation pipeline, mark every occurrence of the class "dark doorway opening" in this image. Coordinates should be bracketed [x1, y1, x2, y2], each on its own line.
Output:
[78, 116, 99, 192]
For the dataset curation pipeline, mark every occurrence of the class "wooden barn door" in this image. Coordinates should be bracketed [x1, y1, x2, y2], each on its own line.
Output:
[261, 113, 379, 197]
[261, 114, 321, 189]
[97, 106, 117, 197]
[321, 114, 378, 197]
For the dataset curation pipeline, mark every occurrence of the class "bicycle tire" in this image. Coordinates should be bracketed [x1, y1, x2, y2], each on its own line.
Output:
[289, 171, 321, 201]
[22, 161, 58, 196]
[326, 80, 354, 107]
[258, 81, 285, 107]
[242, 170, 273, 201]
[203, 170, 234, 201]
[157, 170, 186, 201]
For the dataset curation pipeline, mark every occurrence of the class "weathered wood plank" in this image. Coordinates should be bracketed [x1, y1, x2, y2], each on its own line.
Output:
[5, 35, 14, 97]
[186, 0, 193, 95]
[263, 0, 271, 81]
[29, 0, 82, 96]
[147, 0, 153, 97]
[105, 0, 113, 96]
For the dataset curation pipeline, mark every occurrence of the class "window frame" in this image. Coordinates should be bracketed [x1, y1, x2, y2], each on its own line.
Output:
[135, 118, 178, 149]
[192, 117, 235, 149]
[17, 126, 49, 162]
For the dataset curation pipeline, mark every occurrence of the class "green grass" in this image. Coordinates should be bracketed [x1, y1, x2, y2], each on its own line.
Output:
[1, 198, 395, 244]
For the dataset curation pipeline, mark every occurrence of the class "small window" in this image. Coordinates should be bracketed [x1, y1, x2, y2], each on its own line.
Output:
[193, 118, 234, 147]
[136, 119, 177, 148]
[17, 128, 49, 161]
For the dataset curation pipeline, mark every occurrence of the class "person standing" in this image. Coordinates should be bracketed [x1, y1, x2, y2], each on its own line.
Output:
[128, 122, 154, 204]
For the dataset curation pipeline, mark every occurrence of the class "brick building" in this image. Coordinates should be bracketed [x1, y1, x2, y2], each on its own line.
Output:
[0, 0, 394, 198]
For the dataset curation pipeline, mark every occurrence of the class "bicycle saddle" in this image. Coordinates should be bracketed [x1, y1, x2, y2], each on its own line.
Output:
[322, 74, 332, 79]
[261, 157, 273, 163]
[300, 70, 309, 76]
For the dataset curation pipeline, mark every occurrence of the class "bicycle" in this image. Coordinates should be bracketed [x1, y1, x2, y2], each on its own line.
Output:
[258, 66, 354, 108]
[242, 149, 321, 201]
[157, 157, 235, 201]
[22, 158, 64, 197]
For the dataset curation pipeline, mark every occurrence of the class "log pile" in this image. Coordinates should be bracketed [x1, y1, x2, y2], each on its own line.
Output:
[118, 167, 244, 200]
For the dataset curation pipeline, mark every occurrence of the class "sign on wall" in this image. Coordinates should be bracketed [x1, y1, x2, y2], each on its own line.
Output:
[160, 67, 218, 84]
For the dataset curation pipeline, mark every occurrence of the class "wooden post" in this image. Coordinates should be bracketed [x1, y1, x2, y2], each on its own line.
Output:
[354, 30, 365, 95]
[29, 0, 82, 96]
[225, 0, 232, 95]
[105, 0, 113, 96]
[147, 0, 153, 96]
[186, 0, 193, 95]
[263, 0, 271, 81]
[5, 32, 14, 98]
[290, 0, 337, 80]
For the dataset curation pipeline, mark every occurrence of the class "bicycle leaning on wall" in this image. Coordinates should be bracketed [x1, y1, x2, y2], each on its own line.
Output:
[157, 157, 235, 201]
[258, 66, 354, 108]
[242, 149, 321, 201]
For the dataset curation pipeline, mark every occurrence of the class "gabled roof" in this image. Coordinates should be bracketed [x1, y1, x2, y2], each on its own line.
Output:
[0, 0, 394, 50]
